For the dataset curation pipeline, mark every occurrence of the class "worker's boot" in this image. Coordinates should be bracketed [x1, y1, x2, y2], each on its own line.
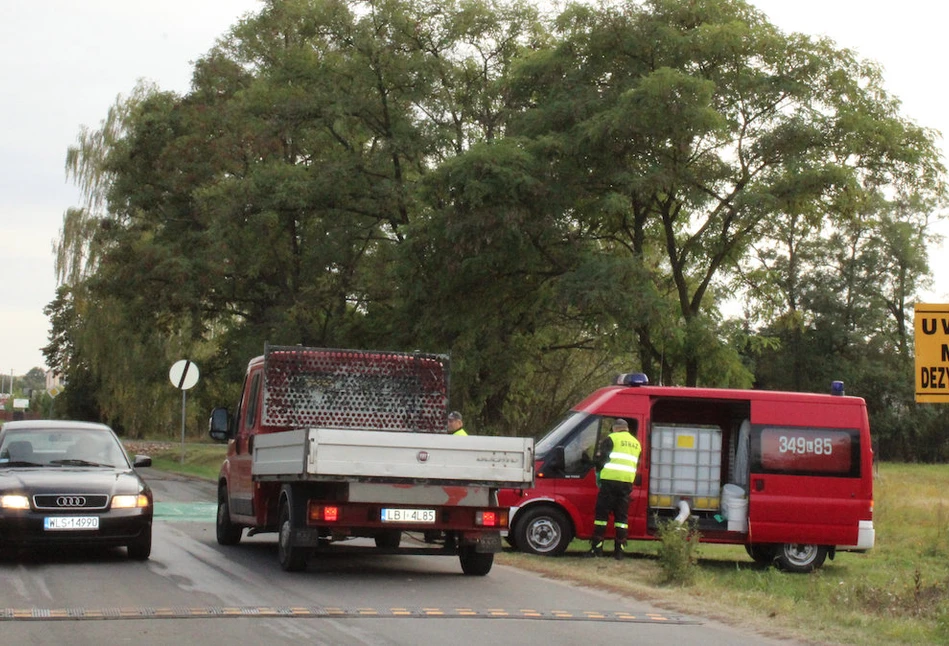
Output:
[586, 536, 604, 558]
[613, 528, 628, 560]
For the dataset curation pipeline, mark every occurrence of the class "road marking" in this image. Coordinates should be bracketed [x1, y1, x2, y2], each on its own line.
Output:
[153, 502, 217, 521]
[0, 606, 700, 624]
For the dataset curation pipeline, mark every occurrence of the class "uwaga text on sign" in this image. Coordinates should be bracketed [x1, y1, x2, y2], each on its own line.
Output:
[914, 303, 949, 403]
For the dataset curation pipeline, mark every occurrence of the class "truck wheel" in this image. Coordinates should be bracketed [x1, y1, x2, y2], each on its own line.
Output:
[459, 546, 494, 576]
[374, 530, 401, 549]
[744, 543, 775, 566]
[514, 506, 572, 556]
[216, 485, 242, 546]
[774, 543, 827, 573]
[278, 501, 308, 572]
[127, 524, 152, 561]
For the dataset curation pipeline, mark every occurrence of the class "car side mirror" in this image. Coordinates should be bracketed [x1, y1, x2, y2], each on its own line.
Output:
[543, 446, 565, 474]
[134, 455, 152, 468]
[208, 407, 232, 442]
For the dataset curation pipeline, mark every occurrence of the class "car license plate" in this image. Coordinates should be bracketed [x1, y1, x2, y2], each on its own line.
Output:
[44, 516, 100, 531]
[381, 508, 435, 523]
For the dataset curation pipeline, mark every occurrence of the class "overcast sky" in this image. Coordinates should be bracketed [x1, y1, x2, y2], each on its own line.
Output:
[2, 0, 947, 377]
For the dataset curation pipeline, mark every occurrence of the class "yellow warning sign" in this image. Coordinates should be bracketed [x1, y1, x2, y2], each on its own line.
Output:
[914, 303, 949, 403]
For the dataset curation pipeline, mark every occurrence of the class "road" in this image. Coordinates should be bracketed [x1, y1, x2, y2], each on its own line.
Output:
[0, 469, 798, 645]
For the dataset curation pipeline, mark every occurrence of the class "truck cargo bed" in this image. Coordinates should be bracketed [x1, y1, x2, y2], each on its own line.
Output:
[252, 428, 534, 488]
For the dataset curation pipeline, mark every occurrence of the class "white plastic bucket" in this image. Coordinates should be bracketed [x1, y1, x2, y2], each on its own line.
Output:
[721, 484, 748, 532]
[726, 497, 748, 532]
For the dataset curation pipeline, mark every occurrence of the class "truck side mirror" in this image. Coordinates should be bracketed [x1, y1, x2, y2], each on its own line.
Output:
[208, 407, 232, 442]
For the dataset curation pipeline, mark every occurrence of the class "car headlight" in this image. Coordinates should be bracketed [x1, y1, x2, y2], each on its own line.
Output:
[1, 494, 30, 510]
[111, 494, 150, 509]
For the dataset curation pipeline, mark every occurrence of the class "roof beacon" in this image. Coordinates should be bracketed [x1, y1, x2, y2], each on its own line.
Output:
[615, 372, 649, 387]
[831, 381, 845, 396]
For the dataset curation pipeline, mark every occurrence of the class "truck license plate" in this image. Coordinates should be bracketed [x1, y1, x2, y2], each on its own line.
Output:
[44, 516, 99, 531]
[381, 508, 435, 523]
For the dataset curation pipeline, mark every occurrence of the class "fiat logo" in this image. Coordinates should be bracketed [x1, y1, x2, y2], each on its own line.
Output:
[417, 451, 429, 462]
[56, 496, 86, 507]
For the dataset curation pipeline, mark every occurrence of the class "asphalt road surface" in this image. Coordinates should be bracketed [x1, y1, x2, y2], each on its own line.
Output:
[0, 468, 799, 645]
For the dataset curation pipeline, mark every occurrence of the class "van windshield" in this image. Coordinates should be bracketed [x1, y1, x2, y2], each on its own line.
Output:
[534, 411, 595, 458]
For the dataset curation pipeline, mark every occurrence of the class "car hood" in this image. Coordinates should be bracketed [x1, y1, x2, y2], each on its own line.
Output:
[0, 468, 150, 496]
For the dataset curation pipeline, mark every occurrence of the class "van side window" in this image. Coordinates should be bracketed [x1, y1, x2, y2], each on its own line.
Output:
[752, 425, 860, 477]
[562, 416, 601, 475]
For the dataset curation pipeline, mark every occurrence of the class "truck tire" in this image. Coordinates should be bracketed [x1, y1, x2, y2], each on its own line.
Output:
[374, 530, 401, 549]
[459, 546, 494, 576]
[513, 506, 572, 556]
[744, 543, 775, 566]
[278, 500, 308, 572]
[216, 485, 242, 546]
[774, 543, 827, 573]
[127, 524, 152, 561]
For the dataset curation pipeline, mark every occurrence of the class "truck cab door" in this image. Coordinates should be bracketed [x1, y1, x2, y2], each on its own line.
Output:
[229, 370, 262, 521]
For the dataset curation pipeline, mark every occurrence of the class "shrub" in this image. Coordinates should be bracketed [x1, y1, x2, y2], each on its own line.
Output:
[655, 516, 701, 585]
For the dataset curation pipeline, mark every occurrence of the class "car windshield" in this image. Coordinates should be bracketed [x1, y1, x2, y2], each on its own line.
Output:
[533, 411, 597, 458]
[0, 428, 130, 469]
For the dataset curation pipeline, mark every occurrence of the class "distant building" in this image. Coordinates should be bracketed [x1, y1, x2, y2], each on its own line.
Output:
[45, 370, 63, 392]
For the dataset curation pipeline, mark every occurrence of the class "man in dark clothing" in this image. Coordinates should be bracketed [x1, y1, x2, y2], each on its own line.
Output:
[588, 418, 641, 559]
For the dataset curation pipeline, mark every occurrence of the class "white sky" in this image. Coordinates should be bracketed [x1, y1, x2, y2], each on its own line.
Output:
[1, 0, 947, 376]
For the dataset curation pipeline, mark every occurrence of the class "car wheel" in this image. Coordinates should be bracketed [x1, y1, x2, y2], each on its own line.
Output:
[216, 486, 242, 546]
[127, 525, 152, 561]
[774, 543, 827, 573]
[459, 546, 494, 576]
[744, 543, 775, 566]
[278, 500, 308, 572]
[514, 506, 573, 556]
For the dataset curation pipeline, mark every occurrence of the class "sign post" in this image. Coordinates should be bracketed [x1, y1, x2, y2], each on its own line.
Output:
[169, 360, 200, 464]
[914, 303, 949, 403]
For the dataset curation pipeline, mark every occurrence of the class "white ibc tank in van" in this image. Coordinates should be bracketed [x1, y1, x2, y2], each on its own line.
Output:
[649, 424, 722, 511]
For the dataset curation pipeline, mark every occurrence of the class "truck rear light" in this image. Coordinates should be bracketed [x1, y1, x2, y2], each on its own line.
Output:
[476, 509, 508, 528]
[309, 504, 340, 522]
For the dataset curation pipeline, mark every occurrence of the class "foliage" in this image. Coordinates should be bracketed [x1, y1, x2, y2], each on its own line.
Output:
[45, 0, 948, 459]
[654, 516, 701, 585]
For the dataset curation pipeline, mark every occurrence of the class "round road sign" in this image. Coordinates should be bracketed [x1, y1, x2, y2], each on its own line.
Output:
[169, 359, 199, 390]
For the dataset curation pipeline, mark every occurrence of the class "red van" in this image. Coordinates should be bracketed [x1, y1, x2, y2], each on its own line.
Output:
[499, 375, 875, 572]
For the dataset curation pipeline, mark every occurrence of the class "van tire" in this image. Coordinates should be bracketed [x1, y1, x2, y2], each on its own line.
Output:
[774, 543, 827, 573]
[744, 543, 775, 565]
[216, 485, 242, 546]
[278, 500, 308, 572]
[514, 506, 572, 556]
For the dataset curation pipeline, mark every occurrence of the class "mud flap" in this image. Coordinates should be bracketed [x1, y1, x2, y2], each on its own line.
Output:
[472, 531, 502, 553]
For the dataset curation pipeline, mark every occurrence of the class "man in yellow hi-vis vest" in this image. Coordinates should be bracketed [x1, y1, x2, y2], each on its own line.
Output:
[588, 418, 641, 559]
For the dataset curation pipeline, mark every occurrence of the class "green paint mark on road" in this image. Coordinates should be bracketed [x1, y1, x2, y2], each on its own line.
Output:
[153, 502, 216, 522]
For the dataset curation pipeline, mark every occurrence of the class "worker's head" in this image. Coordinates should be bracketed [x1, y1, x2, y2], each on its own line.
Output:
[612, 418, 630, 433]
[447, 411, 464, 433]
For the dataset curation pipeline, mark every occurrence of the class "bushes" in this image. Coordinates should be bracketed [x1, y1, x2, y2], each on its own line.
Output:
[655, 517, 701, 585]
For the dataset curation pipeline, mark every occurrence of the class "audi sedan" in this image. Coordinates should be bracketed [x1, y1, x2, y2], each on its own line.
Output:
[0, 420, 153, 559]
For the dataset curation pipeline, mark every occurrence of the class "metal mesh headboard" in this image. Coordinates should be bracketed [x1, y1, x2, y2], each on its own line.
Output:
[261, 346, 450, 432]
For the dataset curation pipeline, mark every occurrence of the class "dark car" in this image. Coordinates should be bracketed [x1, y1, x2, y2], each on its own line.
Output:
[0, 420, 153, 559]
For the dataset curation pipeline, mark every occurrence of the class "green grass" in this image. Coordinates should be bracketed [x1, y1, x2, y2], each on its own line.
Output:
[134, 448, 949, 645]
[125, 440, 225, 481]
[497, 463, 949, 646]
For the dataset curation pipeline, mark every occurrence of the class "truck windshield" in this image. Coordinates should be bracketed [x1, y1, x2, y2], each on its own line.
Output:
[534, 411, 595, 458]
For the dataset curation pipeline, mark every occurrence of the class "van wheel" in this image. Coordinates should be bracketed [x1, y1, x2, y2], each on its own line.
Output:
[278, 500, 308, 572]
[774, 543, 827, 573]
[744, 543, 775, 565]
[216, 485, 242, 546]
[459, 546, 494, 575]
[514, 506, 572, 556]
